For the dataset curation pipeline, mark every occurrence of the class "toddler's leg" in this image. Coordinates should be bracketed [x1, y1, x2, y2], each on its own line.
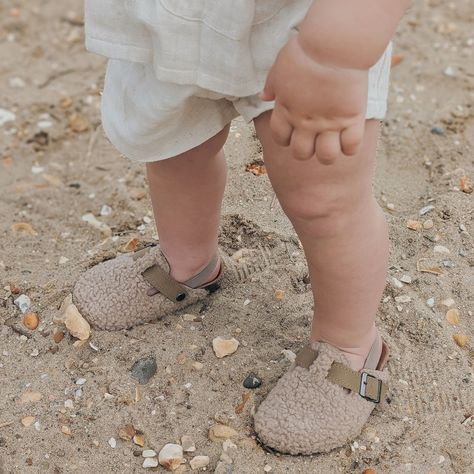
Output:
[146, 125, 230, 284]
[254, 114, 388, 371]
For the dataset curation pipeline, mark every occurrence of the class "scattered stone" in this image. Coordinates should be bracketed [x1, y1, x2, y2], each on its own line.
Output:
[192, 362, 204, 371]
[143, 458, 159, 468]
[423, 219, 434, 229]
[212, 337, 239, 358]
[453, 334, 468, 348]
[182, 314, 196, 321]
[14, 294, 31, 314]
[443, 66, 456, 77]
[108, 437, 117, 448]
[406, 219, 422, 231]
[81, 213, 112, 237]
[243, 373, 262, 389]
[61, 425, 71, 436]
[123, 237, 140, 253]
[426, 297, 435, 308]
[430, 126, 444, 136]
[209, 424, 239, 442]
[64, 399, 74, 409]
[142, 449, 157, 458]
[19, 391, 42, 404]
[21, 416, 35, 427]
[181, 435, 196, 453]
[264, 465, 272, 472]
[394, 295, 411, 303]
[11, 223, 37, 236]
[100, 205, 112, 216]
[223, 440, 237, 452]
[158, 443, 183, 471]
[281, 349, 296, 362]
[446, 309, 460, 325]
[131, 356, 157, 384]
[391, 277, 403, 289]
[75, 378, 86, 385]
[214, 461, 233, 474]
[59, 256, 69, 265]
[419, 205, 435, 216]
[133, 434, 145, 447]
[190, 456, 210, 470]
[0, 108, 16, 126]
[64, 303, 91, 340]
[399, 275, 412, 284]
[220, 452, 233, 464]
[52, 328, 65, 343]
[23, 312, 39, 330]
[441, 298, 455, 307]
[118, 424, 136, 441]
[434, 245, 450, 254]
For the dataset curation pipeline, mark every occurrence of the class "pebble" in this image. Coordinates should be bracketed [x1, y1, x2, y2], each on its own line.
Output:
[64, 399, 74, 409]
[212, 337, 239, 358]
[81, 213, 112, 237]
[419, 205, 435, 216]
[443, 66, 456, 77]
[391, 277, 403, 289]
[243, 373, 262, 389]
[131, 356, 157, 384]
[208, 424, 239, 442]
[34, 421, 41, 432]
[23, 312, 39, 330]
[64, 303, 91, 341]
[426, 298, 435, 308]
[9, 77, 26, 88]
[441, 298, 455, 307]
[21, 416, 35, 427]
[14, 294, 31, 314]
[133, 434, 145, 447]
[100, 205, 112, 216]
[453, 334, 468, 347]
[158, 443, 183, 471]
[434, 245, 450, 254]
[264, 465, 272, 472]
[142, 449, 157, 458]
[180, 435, 196, 452]
[214, 461, 233, 474]
[108, 437, 117, 448]
[190, 456, 210, 470]
[75, 378, 87, 385]
[143, 458, 159, 468]
[394, 295, 411, 303]
[281, 349, 296, 362]
[430, 126, 444, 135]
[423, 219, 434, 229]
[0, 108, 16, 126]
[192, 362, 204, 371]
[61, 426, 71, 436]
[399, 275, 412, 284]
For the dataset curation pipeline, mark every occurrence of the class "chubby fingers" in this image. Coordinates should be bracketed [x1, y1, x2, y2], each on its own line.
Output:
[314, 131, 341, 165]
[269, 106, 293, 146]
[340, 122, 364, 156]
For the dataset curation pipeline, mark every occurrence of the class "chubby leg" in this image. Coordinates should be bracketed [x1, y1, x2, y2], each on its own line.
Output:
[254, 113, 388, 370]
[146, 125, 230, 283]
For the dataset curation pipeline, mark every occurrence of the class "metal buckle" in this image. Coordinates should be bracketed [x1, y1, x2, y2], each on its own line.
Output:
[359, 372, 382, 403]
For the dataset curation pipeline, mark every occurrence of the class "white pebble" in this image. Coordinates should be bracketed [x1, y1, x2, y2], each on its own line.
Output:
[0, 108, 16, 126]
[143, 458, 159, 468]
[100, 205, 112, 216]
[243, 299, 251, 306]
[142, 449, 157, 458]
[108, 437, 117, 448]
[14, 294, 31, 314]
[158, 443, 183, 470]
[426, 298, 435, 308]
[189, 455, 210, 470]
[419, 205, 435, 216]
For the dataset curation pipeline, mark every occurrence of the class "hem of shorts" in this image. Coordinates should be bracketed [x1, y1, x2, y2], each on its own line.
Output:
[86, 37, 153, 63]
[102, 112, 238, 163]
[366, 100, 387, 120]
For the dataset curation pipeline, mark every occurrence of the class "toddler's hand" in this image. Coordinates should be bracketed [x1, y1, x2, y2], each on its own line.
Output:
[261, 36, 369, 164]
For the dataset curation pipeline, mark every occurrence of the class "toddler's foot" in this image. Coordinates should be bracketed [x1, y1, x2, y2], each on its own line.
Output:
[254, 330, 389, 455]
[73, 245, 222, 330]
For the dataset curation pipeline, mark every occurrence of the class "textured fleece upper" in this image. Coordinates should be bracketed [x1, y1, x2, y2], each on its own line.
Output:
[254, 341, 389, 455]
[73, 246, 208, 330]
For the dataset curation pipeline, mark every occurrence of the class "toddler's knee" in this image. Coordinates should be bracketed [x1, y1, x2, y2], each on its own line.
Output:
[281, 186, 357, 237]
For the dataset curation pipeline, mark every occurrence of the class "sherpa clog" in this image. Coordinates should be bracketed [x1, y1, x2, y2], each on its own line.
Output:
[73, 245, 221, 330]
[254, 335, 389, 455]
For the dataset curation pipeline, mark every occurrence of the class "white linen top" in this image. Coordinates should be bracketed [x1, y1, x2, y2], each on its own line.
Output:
[85, 0, 312, 97]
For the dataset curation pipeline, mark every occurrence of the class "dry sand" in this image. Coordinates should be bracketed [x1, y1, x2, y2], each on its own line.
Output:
[0, 1, 473, 473]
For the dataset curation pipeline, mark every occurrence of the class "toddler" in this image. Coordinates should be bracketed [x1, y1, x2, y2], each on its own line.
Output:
[76, 0, 410, 454]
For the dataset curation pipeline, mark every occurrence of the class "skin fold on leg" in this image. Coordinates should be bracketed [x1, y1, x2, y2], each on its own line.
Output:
[146, 125, 230, 284]
[254, 113, 389, 370]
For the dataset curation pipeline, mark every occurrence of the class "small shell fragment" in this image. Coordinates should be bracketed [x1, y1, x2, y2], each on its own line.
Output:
[446, 309, 460, 325]
[453, 334, 468, 347]
[23, 312, 39, 330]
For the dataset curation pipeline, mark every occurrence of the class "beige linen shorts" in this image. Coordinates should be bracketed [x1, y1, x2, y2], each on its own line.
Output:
[102, 44, 392, 163]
